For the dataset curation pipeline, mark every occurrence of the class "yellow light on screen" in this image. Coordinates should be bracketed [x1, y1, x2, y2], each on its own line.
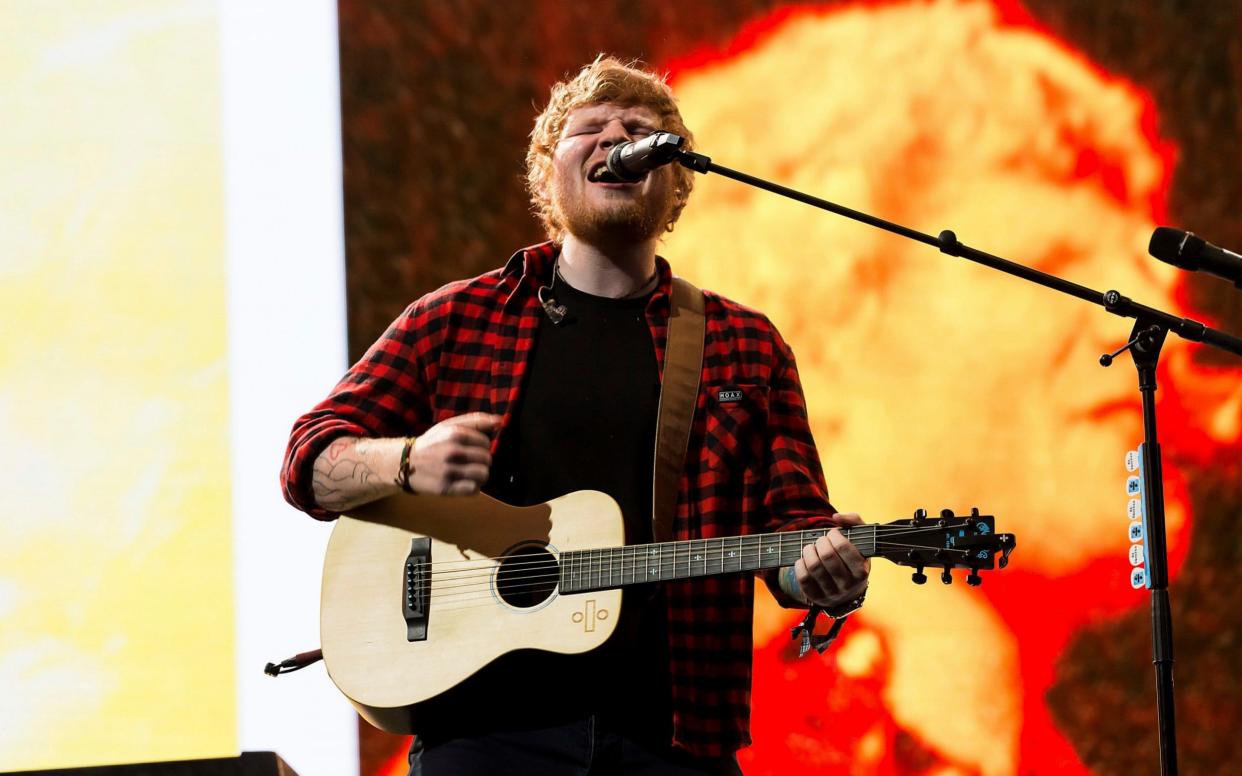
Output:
[0, 1, 234, 770]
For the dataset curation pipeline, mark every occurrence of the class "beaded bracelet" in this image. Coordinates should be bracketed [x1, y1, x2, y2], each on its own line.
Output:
[396, 435, 416, 493]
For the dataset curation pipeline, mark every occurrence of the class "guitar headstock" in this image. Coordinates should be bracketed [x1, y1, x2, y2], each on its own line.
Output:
[876, 508, 1016, 586]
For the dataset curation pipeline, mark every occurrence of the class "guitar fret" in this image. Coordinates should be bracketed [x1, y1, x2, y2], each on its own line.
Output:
[558, 516, 943, 594]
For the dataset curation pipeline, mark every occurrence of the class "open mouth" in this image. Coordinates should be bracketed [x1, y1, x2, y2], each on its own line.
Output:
[588, 162, 640, 184]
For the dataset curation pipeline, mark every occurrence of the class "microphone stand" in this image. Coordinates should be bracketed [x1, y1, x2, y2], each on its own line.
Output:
[670, 143, 1242, 776]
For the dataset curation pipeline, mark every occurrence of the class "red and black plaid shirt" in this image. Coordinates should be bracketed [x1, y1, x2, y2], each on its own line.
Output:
[281, 242, 836, 756]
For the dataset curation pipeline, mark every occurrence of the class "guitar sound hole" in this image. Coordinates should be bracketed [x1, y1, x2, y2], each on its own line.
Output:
[495, 544, 559, 609]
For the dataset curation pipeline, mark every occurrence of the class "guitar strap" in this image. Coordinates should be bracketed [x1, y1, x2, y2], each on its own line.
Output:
[651, 276, 706, 542]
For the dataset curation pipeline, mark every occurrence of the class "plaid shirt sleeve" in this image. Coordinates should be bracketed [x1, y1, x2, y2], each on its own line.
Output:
[280, 296, 445, 520]
[756, 329, 839, 607]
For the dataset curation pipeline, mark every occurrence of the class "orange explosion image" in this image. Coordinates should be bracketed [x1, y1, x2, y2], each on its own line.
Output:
[663, 0, 1242, 774]
[360, 3, 1242, 775]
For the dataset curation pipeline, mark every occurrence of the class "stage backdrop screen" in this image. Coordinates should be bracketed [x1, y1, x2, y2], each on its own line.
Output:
[1, 1, 354, 773]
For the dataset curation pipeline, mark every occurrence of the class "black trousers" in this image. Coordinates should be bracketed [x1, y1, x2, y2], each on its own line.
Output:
[408, 716, 743, 776]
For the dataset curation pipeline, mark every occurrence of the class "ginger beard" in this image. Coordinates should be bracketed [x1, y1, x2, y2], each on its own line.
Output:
[549, 156, 677, 246]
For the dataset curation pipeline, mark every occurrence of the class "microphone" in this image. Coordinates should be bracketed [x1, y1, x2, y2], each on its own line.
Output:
[1148, 227, 1242, 288]
[605, 131, 687, 182]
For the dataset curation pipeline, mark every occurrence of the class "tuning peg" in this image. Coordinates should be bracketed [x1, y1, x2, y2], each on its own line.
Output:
[911, 565, 927, 585]
[939, 508, 954, 518]
[912, 508, 927, 525]
[970, 507, 980, 516]
[967, 568, 982, 586]
[941, 567, 953, 585]
[997, 534, 1014, 568]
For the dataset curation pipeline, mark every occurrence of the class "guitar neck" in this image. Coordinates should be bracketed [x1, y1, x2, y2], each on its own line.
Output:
[558, 526, 877, 594]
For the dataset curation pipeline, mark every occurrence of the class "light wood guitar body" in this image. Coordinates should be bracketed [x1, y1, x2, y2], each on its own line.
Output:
[320, 490, 1014, 734]
[321, 490, 624, 733]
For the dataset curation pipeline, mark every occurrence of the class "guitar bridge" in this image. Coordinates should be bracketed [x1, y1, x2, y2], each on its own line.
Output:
[403, 537, 430, 641]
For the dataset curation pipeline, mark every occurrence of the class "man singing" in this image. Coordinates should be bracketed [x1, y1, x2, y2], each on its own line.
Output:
[282, 56, 869, 775]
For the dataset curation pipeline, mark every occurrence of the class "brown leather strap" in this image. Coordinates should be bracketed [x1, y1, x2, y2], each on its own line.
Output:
[652, 276, 706, 542]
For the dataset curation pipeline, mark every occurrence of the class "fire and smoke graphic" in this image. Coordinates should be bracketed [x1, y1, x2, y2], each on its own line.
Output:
[663, 1, 1242, 774]
[362, 2, 1242, 774]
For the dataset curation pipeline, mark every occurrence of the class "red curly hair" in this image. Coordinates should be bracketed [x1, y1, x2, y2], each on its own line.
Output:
[526, 55, 696, 242]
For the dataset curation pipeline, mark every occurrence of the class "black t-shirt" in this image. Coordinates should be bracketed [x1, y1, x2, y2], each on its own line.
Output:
[417, 273, 673, 744]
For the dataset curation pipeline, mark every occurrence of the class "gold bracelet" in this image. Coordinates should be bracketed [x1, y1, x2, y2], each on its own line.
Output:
[396, 435, 416, 493]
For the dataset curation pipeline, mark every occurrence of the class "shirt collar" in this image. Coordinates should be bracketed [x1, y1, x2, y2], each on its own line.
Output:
[503, 240, 558, 282]
[502, 240, 674, 312]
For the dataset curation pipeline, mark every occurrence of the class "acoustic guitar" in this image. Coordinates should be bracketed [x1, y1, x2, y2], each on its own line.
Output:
[319, 490, 1016, 733]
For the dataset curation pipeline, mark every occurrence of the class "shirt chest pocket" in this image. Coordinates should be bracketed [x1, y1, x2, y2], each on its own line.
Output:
[700, 383, 770, 475]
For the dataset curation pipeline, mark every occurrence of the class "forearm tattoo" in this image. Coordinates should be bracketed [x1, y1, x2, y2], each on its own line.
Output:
[312, 437, 394, 511]
[779, 565, 809, 606]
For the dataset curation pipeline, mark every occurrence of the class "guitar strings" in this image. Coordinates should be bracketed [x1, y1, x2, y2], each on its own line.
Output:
[421, 526, 970, 587]
[418, 523, 966, 569]
[420, 529, 989, 593]
[423, 540, 981, 602]
[426, 539, 978, 611]
[418, 524, 982, 576]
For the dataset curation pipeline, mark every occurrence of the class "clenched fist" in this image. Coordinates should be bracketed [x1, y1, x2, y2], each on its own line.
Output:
[406, 412, 501, 496]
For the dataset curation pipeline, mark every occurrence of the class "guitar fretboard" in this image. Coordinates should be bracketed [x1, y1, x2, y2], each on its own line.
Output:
[558, 527, 878, 594]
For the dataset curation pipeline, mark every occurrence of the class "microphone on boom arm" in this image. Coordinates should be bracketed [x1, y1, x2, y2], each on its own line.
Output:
[1148, 227, 1242, 289]
[605, 132, 687, 182]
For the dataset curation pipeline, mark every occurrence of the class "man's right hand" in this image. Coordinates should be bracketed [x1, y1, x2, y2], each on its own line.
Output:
[407, 412, 501, 496]
[311, 413, 502, 513]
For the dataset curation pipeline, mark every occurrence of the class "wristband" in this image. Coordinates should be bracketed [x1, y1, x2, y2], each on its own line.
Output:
[823, 588, 867, 619]
[396, 436, 416, 493]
